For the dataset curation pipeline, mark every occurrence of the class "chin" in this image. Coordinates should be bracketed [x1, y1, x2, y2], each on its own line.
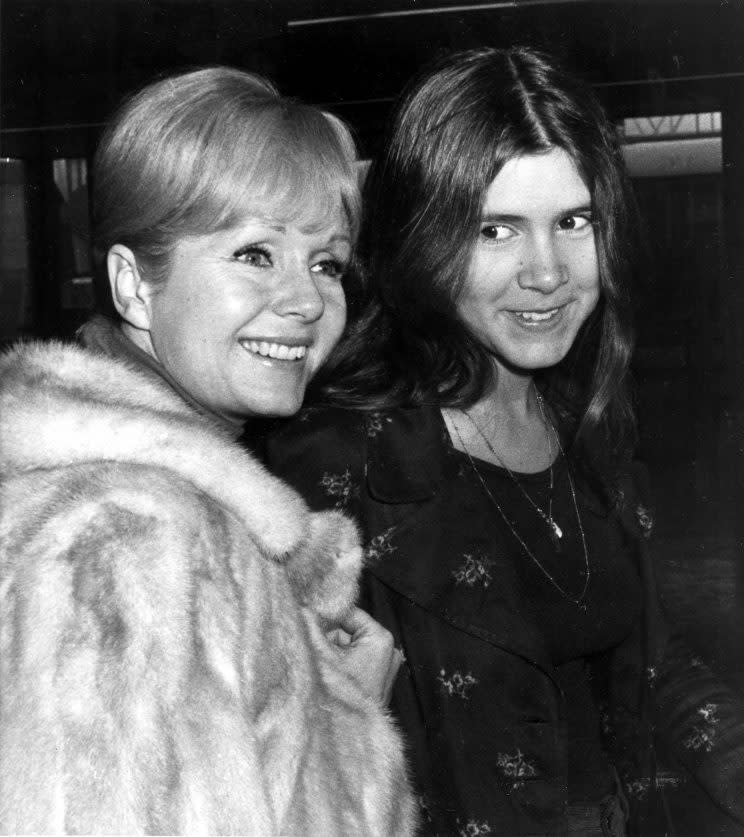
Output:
[252, 394, 305, 419]
[267, 402, 304, 418]
[502, 349, 570, 373]
[522, 339, 577, 370]
[230, 378, 307, 420]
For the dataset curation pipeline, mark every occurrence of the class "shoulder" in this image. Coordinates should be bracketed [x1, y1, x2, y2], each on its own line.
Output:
[262, 407, 370, 513]
[263, 404, 457, 509]
[4, 443, 363, 626]
[0, 338, 316, 558]
[0, 337, 193, 418]
[2, 459, 231, 554]
[263, 404, 437, 471]
[266, 406, 368, 462]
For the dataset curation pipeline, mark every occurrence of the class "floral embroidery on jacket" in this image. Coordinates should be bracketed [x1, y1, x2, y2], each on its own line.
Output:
[495, 749, 538, 790]
[457, 818, 492, 836]
[683, 702, 719, 752]
[625, 770, 683, 799]
[365, 526, 397, 562]
[452, 553, 494, 588]
[319, 468, 359, 509]
[634, 504, 654, 538]
[438, 668, 478, 699]
[597, 700, 613, 736]
[366, 412, 393, 438]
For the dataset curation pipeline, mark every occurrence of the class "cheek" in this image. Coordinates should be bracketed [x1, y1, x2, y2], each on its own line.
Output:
[571, 249, 601, 297]
[321, 289, 347, 343]
[578, 283, 601, 331]
[467, 252, 513, 297]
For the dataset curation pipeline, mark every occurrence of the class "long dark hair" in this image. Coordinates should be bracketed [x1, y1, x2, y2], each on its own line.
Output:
[314, 46, 639, 461]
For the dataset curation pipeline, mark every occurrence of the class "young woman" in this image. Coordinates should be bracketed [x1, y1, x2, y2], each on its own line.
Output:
[264, 47, 744, 836]
[0, 67, 414, 835]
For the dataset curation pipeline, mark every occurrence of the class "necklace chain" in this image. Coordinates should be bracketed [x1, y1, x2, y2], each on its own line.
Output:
[452, 392, 591, 607]
[461, 392, 561, 543]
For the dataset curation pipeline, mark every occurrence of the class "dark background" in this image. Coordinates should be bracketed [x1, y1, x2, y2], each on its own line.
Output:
[3, 1, 744, 832]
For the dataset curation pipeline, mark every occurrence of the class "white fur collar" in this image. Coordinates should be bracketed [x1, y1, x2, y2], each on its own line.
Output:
[0, 341, 361, 620]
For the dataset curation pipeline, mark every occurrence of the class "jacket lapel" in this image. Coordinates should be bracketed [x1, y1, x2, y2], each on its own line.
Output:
[362, 406, 561, 691]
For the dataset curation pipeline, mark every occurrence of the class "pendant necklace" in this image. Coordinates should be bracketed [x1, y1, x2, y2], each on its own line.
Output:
[461, 395, 564, 548]
[452, 390, 591, 608]
[461, 388, 564, 546]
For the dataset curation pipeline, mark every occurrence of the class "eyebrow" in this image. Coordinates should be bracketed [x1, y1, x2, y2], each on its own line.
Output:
[322, 233, 352, 247]
[249, 217, 350, 241]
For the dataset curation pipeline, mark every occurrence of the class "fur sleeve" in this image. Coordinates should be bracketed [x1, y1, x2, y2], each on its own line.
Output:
[0, 461, 279, 835]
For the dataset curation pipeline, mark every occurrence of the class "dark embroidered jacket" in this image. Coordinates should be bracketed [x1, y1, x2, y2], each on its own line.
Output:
[263, 405, 744, 837]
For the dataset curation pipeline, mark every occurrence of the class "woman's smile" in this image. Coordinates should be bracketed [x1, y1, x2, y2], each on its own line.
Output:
[131, 209, 350, 423]
[239, 339, 310, 361]
[457, 149, 600, 373]
[507, 303, 568, 327]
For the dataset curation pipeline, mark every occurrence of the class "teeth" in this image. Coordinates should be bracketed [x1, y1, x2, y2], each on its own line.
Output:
[242, 340, 307, 360]
[515, 309, 559, 322]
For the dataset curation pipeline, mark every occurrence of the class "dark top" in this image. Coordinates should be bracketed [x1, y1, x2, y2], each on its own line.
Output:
[262, 405, 744, 837]
[464, 452, 642, 806]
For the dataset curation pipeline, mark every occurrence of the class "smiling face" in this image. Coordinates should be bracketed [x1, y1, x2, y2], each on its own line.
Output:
[457, 147, 601, 377]
[131, 207, 351, 423]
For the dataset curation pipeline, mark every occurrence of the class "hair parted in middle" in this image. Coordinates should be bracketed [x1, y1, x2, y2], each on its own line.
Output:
[318, 45, 639, 460]
[92, 65, 360, 311]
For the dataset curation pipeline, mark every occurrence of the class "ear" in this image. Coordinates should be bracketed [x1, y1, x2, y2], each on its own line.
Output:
[107, 244, 154, 330]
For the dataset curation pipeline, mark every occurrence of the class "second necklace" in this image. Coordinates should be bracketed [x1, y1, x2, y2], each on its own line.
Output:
[453, 393, 591, 607]
[461, 391, 564, 546]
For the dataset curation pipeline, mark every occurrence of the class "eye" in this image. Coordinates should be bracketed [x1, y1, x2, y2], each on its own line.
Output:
[310, 258, 347, 280]
[557, 214, 593, 233]
[233, 245, 272, 267]
[480, 223, 516, 243]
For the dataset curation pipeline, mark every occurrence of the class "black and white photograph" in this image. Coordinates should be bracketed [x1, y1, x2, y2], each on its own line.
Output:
[1, 1, 744, 834]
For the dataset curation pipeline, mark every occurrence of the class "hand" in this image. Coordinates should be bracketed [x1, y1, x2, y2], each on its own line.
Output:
[326, 607, 403, 705]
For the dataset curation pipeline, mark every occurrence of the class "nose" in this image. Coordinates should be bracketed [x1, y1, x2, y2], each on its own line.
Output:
[273, 266, 325, 323]
[517, 235, 569, 293]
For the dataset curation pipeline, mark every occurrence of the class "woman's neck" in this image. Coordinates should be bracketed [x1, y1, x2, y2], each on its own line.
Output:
[442, 365, 556, 473]
[118, 320, 245, 438]
[473, 363, 535, 423]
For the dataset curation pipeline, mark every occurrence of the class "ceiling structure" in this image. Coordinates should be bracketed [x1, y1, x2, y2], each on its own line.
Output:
[2, 0, 743, 156]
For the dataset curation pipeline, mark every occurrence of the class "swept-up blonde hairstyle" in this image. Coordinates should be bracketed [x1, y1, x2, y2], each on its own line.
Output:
[93, 66, 359, 307]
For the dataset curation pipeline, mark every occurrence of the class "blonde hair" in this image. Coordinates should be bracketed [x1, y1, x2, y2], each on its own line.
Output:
[93, 66, 359, 290]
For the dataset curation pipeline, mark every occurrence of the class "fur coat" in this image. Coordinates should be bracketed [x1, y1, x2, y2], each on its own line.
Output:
[0, 341, 415, 836]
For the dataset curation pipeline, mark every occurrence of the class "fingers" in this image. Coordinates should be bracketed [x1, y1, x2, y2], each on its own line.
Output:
[324, 607, 403, 704]
[390, 645, 404, 677]
[338, 607, 395, 650]
[335, 606, 379, 637]
[326, 627, 353, 647]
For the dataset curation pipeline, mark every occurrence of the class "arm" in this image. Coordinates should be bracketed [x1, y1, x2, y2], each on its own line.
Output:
[654, 631, 744, 825]
[614, 461, 744, 826]
[0, 465, 276, 835]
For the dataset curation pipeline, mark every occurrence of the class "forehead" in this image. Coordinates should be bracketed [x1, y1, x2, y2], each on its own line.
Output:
[187, 206, 350, 253]
[483, 148, 590, 215]
[225, 186, 351, 237]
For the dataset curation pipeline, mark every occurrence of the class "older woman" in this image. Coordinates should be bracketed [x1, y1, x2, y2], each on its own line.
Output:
[265, 48, 744, 836]
[0, 67, 414, 835]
